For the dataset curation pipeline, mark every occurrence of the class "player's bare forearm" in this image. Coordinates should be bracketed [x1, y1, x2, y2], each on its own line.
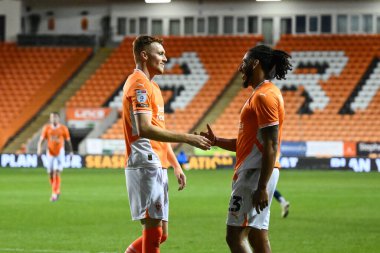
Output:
[141, 123, 192, 143]
[37, 139, 44, 154]
[259, 145, 275, 190]
[166, 143, 186, 190]
[198, 124, 236, 151]
[258, 125, 278, 189]
[252, 125, 278, 213]
[167, 144, 181, 169]
[214, 137, 237, 152]
[66, 140, 74, 154]
[135, 114, 211, 150]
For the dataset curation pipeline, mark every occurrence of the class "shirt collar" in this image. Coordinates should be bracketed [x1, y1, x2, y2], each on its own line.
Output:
[50, 123, 60, 129]
[134, 69, 150, 81]
[254, 79, 269, 91]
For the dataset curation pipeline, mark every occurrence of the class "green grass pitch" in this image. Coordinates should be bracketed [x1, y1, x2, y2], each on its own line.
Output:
[0, 168, 379, 253]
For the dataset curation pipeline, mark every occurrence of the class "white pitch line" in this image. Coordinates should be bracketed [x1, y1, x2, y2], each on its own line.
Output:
[0, 248, 117, 253]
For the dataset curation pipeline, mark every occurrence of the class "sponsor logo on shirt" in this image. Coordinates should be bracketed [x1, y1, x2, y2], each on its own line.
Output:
[156, 105, 165, 121]
[136, 103, 149, 108]
[157, 115, 165, 121]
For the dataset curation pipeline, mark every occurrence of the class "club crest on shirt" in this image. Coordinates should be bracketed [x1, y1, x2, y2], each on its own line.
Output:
[155, 201, 162, 211]
[136, 89, 147, 103]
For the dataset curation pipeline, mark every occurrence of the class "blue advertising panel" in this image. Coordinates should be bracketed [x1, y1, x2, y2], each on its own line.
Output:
[281, 141, 307, 157]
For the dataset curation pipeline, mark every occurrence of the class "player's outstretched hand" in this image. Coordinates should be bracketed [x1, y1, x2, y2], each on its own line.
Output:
[252, 189, 269, 214]
[174, 167, 187, 191]
[198, 124, 216, 146]
[187, 134, 211, 150]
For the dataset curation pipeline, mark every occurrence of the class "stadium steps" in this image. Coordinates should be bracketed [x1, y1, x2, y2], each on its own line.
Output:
[175, 72, 243, 155]
[3, 48, 114, 153]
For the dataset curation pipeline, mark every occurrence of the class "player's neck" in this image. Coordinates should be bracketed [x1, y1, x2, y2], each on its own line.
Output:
[251, 70, 266, 89]
[252, 78, 267, 90]
[135, 65, 154, 81]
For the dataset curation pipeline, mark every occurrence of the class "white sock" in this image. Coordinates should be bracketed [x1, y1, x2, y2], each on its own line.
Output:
[279, 196, 287, 206]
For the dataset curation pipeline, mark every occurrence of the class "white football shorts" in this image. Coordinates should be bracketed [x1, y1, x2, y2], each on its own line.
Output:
[125, 167, 169, 221]
[45, 148, 65, 173]
[226, 168, 279, 230]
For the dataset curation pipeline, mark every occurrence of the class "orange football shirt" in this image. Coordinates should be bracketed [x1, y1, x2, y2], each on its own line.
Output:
[122, 69, 168, 168]
[234, 80, 284, 179]
[41, 124, 70, 156]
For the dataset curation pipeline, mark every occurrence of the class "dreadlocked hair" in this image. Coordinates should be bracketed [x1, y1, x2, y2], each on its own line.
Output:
[247, 45, 292, 80]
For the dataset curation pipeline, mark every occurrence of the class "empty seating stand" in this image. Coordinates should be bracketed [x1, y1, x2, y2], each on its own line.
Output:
[0, 43, 92, 150]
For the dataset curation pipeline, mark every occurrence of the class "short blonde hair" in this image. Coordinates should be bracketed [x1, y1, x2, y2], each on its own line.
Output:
[133, 35, 163, 58]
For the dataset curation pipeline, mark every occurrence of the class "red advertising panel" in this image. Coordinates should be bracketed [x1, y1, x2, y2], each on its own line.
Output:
[66, 108, 112, 121]
[343, 142, 357, 157]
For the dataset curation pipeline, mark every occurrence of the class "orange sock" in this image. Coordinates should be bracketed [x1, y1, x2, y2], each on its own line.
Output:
[50, 177, 56, 195]
[142, 227, 162, 253]
[126, 237, 142, 253]
[125, 233, 167, 253]
[54, 175, 61, 195]
[160, 234, 167, 244]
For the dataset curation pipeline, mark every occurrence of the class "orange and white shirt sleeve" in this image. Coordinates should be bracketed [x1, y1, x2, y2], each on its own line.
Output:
[129, 82, 153, 115]
[256, 91, 280, 129]
[41, 125, 48, 140]
[63, 125, 71, 141]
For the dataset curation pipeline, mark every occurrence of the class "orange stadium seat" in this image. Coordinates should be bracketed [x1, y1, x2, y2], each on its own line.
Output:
[0, 43, 92, 150]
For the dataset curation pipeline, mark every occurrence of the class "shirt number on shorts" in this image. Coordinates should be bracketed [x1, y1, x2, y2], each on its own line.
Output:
[229, 196, 242, 212]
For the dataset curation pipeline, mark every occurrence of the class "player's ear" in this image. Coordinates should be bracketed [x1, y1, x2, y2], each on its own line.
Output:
[140, 50, 148, 61]
[252, 59, 259, 69]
